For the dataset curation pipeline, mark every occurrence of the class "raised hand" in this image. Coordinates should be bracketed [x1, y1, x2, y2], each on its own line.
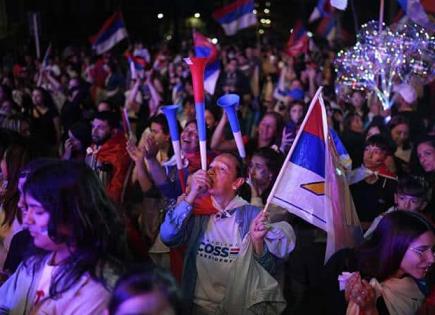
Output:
[143, 136, 159, 160]
[280, 127, 295, 154]
[250, 210, 270, 255]
[126, 139, 145, 164]
[62, 138, 73, 160]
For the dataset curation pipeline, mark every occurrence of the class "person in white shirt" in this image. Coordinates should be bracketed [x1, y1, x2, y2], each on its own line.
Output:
[0, 160, 130, 314]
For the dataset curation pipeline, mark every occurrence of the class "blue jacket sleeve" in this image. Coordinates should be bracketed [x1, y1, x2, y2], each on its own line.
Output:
[253, 247, 278, 276]
[160, 200, 193, 247]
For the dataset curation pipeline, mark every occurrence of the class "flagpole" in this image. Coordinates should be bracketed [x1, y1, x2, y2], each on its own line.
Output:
[350, 0, 359, 34]
[263, 86, 324, 213]
[33, 13, 41, 59]
[379, 0, 384, 31]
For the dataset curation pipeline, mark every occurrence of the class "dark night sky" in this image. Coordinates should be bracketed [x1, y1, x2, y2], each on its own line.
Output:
[0, 0, 401, 54]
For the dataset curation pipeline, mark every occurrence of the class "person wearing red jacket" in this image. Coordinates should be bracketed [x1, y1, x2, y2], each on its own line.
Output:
[86, 111, 130, 204]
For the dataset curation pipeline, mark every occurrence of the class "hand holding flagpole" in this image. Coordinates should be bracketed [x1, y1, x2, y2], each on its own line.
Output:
[263, 87, 324, 214]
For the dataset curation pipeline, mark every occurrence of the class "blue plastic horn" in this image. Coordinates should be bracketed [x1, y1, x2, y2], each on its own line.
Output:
[161, 104, 186, 192]
[161, 104, 180, 141]
[161, 105, 181, 165]
[217, 94, 246, 158]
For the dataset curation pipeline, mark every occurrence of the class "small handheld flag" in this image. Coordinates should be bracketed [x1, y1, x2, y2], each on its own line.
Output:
[193, 31, 221, 95]
[285, 21, 309, 57]
[265, 87, 362, 262]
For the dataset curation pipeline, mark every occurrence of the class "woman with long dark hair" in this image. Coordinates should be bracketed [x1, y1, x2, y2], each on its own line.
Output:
[247, 147, 284, 207]
[0, 160, 130, 314]
[324, 211, 435, 315]
[0, 142, 31, 268]
[29, 87, 61, 155]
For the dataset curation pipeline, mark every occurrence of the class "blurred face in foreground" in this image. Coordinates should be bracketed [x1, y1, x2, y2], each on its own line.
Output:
[22, 194, 70, 257]
[112, 290, 175, 315]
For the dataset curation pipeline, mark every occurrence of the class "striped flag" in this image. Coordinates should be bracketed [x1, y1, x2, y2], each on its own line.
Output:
[212, 0, 257, 36]
[285, 21, 309, 57]
[124, 51, 146, 80]
[193, 31, 221, 95]
[266, 88, 362, 262]
[90, 11, 128, 55]
[309, 0, 333, 22]
[309, 0, 336, 41]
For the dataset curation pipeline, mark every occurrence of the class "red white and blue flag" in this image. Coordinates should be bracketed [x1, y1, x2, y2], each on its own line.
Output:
[90, 11, 128, 55]
[309, 0, 336, 41]
[193, 31, 221, 95]
[316, 15, 336, 41]
[212, 0, 257, 36]
[309, 0, 333, 22]
[267, 88, 362, 262]
[285, 21, 309, 57]
[124, 51, 146, 79]
[397, 0, 435, 31]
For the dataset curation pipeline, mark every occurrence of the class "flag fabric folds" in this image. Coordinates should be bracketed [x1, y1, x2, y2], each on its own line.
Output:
[90, 11, 128, 55]
[124, 51, 146, 80]
[41, 43, 52, 68]
[285, 21, 309, 57]
[331, 0, 348, 10]
[193, 31, 221, 95]
[212, 0, 257, 36]
[397, 0, 435, 31]
[309, 0, 336, 41]
[309, 0, 333, 22]
[315, 15, 336, 41]
[330, 128, 352, 171]
[266, 88, 362, 262]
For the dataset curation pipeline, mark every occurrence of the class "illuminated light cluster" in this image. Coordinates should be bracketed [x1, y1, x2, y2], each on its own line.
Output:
[334, 21, 434, 110]
[260, 18, 271, 25]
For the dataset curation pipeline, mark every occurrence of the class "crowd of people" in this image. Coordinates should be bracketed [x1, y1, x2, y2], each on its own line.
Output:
[0, 33, 434, 314]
